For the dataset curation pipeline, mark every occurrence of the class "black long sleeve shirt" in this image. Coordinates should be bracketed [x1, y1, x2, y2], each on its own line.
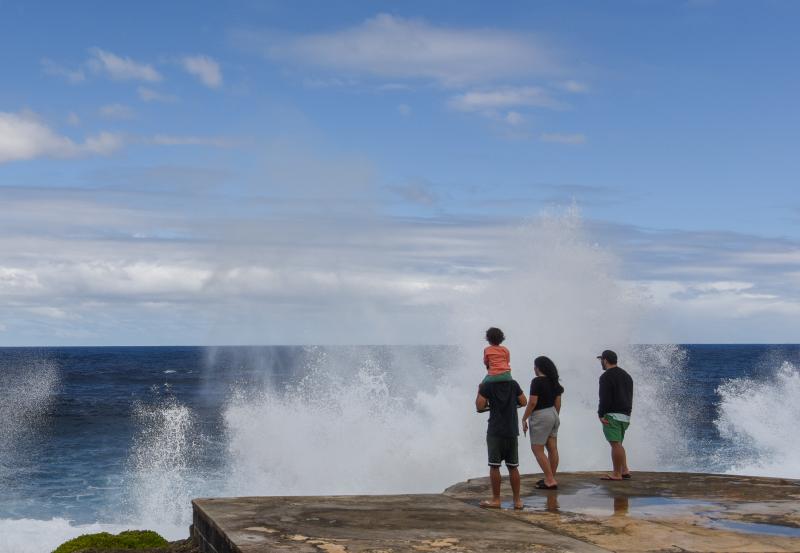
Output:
[598, 366, 633, 418]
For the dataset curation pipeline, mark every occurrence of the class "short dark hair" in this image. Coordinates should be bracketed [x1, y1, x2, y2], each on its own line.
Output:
[485, 327, 505, 346]
[599, 349, 618, 364]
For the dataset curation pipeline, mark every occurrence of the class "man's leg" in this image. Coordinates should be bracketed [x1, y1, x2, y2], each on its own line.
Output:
[488, 466, 502, 505]
[481, 435, 503, 507]
[508, 465, 522, 508]
[602, 418, 628, 480]
[609, 441, 626, 479]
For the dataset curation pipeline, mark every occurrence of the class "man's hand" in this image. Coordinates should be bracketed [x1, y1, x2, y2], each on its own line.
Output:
[522, 419, 529, 435]
[600, 417, 609, 425]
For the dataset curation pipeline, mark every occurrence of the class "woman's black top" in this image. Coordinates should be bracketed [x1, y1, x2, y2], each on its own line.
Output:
[530, 376, 564, 411]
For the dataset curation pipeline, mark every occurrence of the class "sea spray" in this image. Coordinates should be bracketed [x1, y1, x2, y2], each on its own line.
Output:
[715, 360, 800, 478]
[125, 396, 201, 539]
[219, 210, 691, 495]
[223, 346, 482, 495]
[0, 357, 58, 481]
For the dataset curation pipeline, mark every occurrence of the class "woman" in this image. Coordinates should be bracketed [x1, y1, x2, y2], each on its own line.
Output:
[521, 356, 564, 490]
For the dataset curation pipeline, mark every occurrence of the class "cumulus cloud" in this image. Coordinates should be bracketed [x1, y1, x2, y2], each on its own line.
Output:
[0, 111, 123, 163]
[240, 14, 558, 86]
[87, 48, 162, 82]
[180, 55, 223, 88]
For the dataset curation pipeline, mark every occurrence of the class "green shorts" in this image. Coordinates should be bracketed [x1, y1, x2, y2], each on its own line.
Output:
[487, 435, 519, 467]
[602, 415, 630, 443]
[482, 372, 512, 383]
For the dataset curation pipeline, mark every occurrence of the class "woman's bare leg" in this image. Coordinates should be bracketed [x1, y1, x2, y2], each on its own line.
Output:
[531, 444, 557, 486]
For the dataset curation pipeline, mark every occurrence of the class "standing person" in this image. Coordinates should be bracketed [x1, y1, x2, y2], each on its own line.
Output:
[476, 376, 527, 509]
[597, 350, 633, 481]
[521, 356, 564, 490]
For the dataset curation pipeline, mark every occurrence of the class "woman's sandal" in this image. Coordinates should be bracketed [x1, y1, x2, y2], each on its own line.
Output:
[535, 481, 558, 490]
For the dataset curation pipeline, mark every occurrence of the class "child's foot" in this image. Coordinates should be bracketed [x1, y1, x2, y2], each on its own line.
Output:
[479, 499, 501, 509]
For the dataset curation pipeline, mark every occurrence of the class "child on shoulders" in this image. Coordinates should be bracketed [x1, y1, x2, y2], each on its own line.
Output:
[483, 327, 512, 383]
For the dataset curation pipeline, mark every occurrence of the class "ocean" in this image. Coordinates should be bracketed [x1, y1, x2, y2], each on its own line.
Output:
[0, 344, 798, 553]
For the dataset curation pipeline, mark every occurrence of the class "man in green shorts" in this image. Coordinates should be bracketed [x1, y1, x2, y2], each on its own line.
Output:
[597, 350, 633, 481]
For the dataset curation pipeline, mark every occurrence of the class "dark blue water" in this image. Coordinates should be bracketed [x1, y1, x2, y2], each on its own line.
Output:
[0, 344, 798, 544]
[0, 345, 450, 522]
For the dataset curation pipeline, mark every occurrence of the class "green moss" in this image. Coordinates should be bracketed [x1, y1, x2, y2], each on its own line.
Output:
[52, 530, 168, 553]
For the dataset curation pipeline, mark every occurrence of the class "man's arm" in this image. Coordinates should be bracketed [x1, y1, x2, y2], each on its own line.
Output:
[476, 388, 489, 412]
[517, 391, 527, 407]
[598, 374, 611, 421]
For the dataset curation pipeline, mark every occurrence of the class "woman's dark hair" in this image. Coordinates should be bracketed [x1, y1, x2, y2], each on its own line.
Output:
[534, 356, 564, 394]
[485, 327, 505, 345]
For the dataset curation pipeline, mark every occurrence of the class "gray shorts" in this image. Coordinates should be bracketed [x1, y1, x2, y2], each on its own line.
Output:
[529, 407, 560, 445]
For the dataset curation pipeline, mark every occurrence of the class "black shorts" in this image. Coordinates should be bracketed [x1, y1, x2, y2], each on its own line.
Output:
[486, 435, 519, 467]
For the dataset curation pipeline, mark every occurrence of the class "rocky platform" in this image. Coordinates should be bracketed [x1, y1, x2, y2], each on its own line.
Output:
[192, 472, 800, 553]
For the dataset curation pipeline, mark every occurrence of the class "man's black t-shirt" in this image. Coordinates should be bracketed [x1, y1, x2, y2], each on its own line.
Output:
[529, 376, 564, 411]
[479, 380, 523, 438]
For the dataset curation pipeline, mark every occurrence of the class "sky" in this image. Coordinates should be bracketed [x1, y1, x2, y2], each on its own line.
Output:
[1, 0, 799, 345]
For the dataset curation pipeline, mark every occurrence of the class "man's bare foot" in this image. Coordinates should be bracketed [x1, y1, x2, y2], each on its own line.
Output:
[513, 500, 524, 510]
[479, 499, 501, 509]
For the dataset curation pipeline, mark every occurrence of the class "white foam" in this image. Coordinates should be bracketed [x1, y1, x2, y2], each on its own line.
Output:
[220, 210, 686, 498]
[716, 361, 800, 478]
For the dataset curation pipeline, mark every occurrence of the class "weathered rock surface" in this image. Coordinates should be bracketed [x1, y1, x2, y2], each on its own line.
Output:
[192, 472, 800, 553]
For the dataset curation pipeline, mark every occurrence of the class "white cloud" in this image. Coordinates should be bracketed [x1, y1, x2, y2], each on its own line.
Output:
[87, 48, 162, 82]
[99, 103, 135, 120]
[181, 55, 222, 88]
[559, 80, 588, 93]
[540, 132, 586, 145]
[148, 134, 235, 148]
[137, 87, 177, 103]
[0, 111, 123, 163]
[505, 111, 524, 126]
[246, 14, 558, 86]
[41, 58, 86, 83]
[448, 86, 561, 112]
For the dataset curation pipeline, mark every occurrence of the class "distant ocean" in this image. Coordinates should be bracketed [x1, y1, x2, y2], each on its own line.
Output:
[1, 344, 798, 553]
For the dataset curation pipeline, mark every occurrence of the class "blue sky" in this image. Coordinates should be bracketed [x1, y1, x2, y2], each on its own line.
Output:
[1, 0, 799, 345]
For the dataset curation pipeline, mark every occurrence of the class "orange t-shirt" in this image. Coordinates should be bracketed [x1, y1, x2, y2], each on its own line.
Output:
[484, 345, 511, 375]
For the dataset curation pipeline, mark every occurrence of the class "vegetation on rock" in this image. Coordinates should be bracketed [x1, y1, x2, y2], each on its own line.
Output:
[52, 530, 169, 553]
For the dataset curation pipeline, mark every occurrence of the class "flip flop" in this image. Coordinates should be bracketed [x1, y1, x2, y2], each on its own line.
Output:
[535, 479, 545, 486]
[622, 473, 632, 479]
[600, 475, 624, 481]
[479, 500, 501, 509]
[513, 501, 524, 510]
[535, 482, 558, 490]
